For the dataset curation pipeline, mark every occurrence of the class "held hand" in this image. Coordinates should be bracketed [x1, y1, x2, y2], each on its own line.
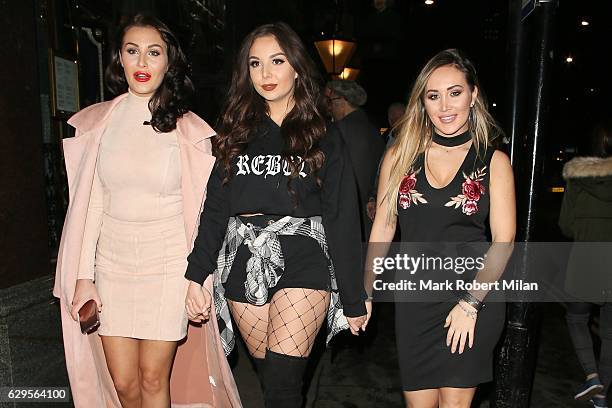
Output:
[70, 279, 102, 321]
[346, 314, 367, 335]
[185, 281, 212, 323]
[366, 201, 377, 221]
[362, 300, 373, 331]
[444, 301, 477, 354]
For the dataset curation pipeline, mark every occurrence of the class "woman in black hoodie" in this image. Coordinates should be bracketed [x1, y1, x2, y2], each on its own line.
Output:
[559, 119, 612, 408]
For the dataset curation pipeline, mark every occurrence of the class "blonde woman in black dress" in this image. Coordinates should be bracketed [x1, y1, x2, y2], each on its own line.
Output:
[365, 49, 516, 407]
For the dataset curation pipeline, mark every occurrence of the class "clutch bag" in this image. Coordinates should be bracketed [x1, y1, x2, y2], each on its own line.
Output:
[78, 299, 100, 334]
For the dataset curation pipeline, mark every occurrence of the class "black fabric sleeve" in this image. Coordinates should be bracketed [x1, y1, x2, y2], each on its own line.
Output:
[320, 126, 367, 317]
[185, 161, 230, 285]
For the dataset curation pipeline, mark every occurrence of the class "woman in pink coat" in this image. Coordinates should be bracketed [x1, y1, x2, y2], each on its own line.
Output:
[53, 14, 241, 408]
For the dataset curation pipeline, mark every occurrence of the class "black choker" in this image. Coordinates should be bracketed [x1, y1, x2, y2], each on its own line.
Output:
[432, 130, 471, 147]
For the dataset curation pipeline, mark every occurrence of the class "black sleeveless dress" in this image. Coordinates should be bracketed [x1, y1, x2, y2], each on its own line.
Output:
[395, 142, 505, 391]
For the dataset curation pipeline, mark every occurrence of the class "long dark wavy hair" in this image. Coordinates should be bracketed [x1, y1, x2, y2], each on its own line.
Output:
[215, 22, 327, 201]
[105, 14, 194, 133]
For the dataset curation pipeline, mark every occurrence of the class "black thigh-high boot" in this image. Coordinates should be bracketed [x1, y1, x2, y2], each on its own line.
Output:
[253, 357, 266, 391]
[263, 349, 308, 408]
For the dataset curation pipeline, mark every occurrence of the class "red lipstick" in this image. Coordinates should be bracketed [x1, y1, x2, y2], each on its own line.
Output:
[262, 84, 277, 91]
[134, 71, 151, 82]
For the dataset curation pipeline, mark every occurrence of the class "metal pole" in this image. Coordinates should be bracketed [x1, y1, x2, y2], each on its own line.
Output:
[507, 0, 525, 166]
[523, 0, 556, 243]
[493, 1, 557, 406]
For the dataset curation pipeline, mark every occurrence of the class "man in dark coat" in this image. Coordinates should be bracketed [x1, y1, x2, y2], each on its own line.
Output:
[326, 80, 385, 242]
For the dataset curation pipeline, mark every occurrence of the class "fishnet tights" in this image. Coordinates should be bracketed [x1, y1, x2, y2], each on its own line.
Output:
[229, 288, 330, 358]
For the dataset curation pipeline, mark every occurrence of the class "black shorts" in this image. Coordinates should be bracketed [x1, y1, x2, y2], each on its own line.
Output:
[223, 215, 331, 304]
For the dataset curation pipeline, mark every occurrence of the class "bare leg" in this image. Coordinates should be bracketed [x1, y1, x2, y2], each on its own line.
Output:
[438, 387, 477, 408]
[101, 336, 141, 408]
[137, 340, 177, 408]
[403, 389, 439, 408]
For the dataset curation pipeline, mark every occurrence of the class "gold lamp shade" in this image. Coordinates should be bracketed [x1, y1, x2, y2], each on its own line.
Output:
[315, 38, 356, 75]
[333, 67, 360, 81]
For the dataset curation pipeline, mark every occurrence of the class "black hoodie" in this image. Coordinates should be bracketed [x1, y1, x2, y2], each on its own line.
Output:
[185, 118, 367, 316]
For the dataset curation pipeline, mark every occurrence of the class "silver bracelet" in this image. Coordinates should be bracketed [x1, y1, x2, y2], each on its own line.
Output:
[458, 301, 478, 319]
[459, 291, 485, 311]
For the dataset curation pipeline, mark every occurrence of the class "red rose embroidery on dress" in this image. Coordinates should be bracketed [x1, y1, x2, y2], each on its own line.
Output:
[398, 168, 427, 209]
[445, 166, 487, 216]
[399, 175, 416, 194]
[462, 177, 483, 201]
[462, 200, 478, 215]
[399, 194, 411, 209]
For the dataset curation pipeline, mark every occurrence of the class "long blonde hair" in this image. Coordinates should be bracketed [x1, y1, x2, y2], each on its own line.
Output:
[383, 48, 503, 222]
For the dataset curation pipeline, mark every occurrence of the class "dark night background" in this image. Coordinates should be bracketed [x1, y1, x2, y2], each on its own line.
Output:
[46, 0, 611, 141]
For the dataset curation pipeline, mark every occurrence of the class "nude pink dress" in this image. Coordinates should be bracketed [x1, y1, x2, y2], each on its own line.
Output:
[79, 91, 189, 340]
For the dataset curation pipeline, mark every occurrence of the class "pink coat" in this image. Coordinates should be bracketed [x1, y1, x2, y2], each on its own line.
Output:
[53, 93, 242, 408]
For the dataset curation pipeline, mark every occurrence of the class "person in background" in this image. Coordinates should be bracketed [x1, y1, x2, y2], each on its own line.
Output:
[368, 101, 407, 220]
[559, 119, 612, 408]
[54, 14, 240, 408]
[326, 79, 385, 242]
[382, 102, 406, 145]
[184, 22, 368, 408]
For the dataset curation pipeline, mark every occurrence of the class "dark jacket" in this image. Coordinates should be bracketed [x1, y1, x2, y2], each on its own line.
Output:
[559, 156, 612, 303]
[335, 109, 385, 241]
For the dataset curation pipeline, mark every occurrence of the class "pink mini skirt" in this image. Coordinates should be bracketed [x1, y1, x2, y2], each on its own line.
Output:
[95, 213, 189, 341]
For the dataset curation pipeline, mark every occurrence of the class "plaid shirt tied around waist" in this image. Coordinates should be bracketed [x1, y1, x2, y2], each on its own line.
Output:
[213, 215, 349, 355]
